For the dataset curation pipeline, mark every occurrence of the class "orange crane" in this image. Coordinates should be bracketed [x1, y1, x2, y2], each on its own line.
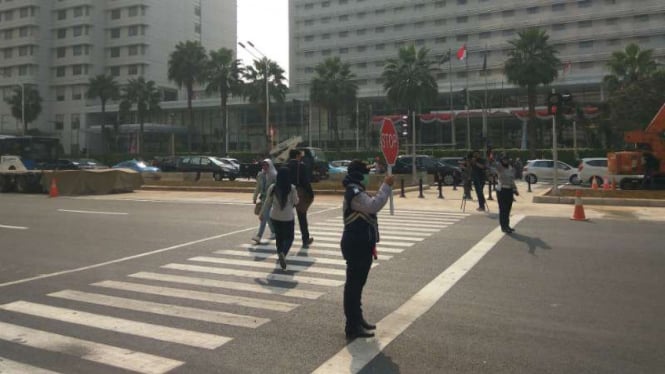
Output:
[608, 103, 665, 189]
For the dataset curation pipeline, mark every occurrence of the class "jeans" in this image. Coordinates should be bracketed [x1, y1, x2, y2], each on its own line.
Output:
[256, 203, 274, 239]
[497, 188, 514, 229]
[271, 219, 294, 256]
[472, 178, 486, 209]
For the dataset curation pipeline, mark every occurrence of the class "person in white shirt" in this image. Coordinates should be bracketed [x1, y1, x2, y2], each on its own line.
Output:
[260, 167, 299, 270]
[252, 159, 277, 243]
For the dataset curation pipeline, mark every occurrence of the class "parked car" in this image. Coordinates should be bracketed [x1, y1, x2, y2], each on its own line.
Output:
[178, 155, 239, 181]
[328, 163, 347, 175]
[331, 159, 352, 168]
[74, 158, 108, 169]
[217, 157, 241, 171]
[391, 155, 430, 174]
[112, 160, 161, 173]
[437, 157, 465, 185]
[152, 156, 180, 172]
[522, 159, 579, 184]
[577, 157, 608, 186]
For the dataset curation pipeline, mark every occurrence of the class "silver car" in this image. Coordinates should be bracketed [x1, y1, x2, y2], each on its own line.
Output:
[523, 159, 579, 185]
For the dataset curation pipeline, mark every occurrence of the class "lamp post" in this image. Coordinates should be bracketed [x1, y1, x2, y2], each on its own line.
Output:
[238, 41, 270, 151]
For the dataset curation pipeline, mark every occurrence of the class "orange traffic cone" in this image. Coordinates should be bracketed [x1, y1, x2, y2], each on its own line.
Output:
[49, 177, 59, 198]
[570, 190, 588, 221]
[602, 176, 610, 191]
[591, 177, 599, 190]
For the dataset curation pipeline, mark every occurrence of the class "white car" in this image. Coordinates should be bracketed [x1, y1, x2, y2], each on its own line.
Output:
[577, 157, 608, 186]
[522, 159, 579, 185]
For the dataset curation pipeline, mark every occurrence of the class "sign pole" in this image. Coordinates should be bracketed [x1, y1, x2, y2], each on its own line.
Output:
[380, 118, 399, 216]
[388, 165, 394, 215]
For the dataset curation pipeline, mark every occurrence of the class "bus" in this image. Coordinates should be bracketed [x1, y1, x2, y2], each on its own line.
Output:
[0, 135, 60, 170]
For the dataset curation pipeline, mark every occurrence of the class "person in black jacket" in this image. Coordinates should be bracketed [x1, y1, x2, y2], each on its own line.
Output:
[287, 149, 315, 248]
[341, 160, 393, 339]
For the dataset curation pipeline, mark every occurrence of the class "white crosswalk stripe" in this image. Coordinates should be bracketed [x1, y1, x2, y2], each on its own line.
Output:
[308, 227, 432, 238]
[317, 223, 441, 233]
[91, 280, 297, 312]
[304, 234, 415, 247]
[237, 244, 396, 259]
[290, 241, 406, 253]
[0, 301, 231, 349]
[127, 272, 324, 300]
[0, 357, 62, 374]
[49, 289, 270, 328]
[0, 321, 184, 373]
[187, 256, 348, 276]
[162, 263, 345, 287]
[305, 231, 425, 242]
[214, 249, 349, 266]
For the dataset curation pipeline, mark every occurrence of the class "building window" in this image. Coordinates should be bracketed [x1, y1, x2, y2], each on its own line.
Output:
[111, 9, 121, 20]
[73, 65, 82, 75]
[456, 16, 468, 23]
[579, 40, 593, 48]
[110, 66, 120, 76]
[72, 86, 82, 100]
[56, 48, 66, 58]
[527, 6, 539, 14]
[435, 36, 447, 43]
[20, 7, 29, 18]
[74, 7, 83, 17]
[435, 19, 446, 26]
[552, 3, 565, 11]
[18, 65, 27, 76]
[71, 114, 80, 129]
[339, 15, 348, 21]
[322, 49, 331, 56]
[376, 43, 385, 50]
[456, 34, 468, 42]
[634, 15, 649, 22]
[322, 1, 330, 7]
[129, 26, 138, 36]
[435, 1, 446, 8]
[356, 46, 366, 52]
[321, 33, 330, 39]
[553, 23, 566, 31]
[73, 26, 83, 37]
[502, 29, 515, 37]
[128, 65, 138, 75]
[19, 27, 29, 37]
[110, 28, 120, 39]
[304, 35, 314, 42]
[578, 20, 592, 28]
[129, 45, 138, 55]
[479, 32, 491, 39]
[129, 6, 139, 17]
[606, 18, 618, 25]
[339, 31, 348, 38]
[339, 47, 348, 54]
[55, 115, 64, 130]
[111, 47, 120, 57]
[73, 45, 82, 56]
[305, 20, 313, 26]
[578, 0, 592, 8]
[195, 24, 201, 34]
[356, 28, 366, 35]
[57, 29, 66, 39]
[304, 51, 313, 58]
[580, 61, 594, 69]
[56, 87, 65, 101]
[457, 0, 466, 4]
[375, 26, 385, 33]
[394, 24, 404, 31]
[58, 9, 66, 20]
[502, 10, 515, 17]
[479, 13, 492, 21]
[321, 16, 330, 23]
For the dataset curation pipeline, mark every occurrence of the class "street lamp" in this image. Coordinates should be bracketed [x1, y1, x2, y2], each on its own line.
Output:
[238, 41, 270, 151]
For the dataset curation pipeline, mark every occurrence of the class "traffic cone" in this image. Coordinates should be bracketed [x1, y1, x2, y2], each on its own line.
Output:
[570, 190, 588, 221]
[602, 176, 610, 191]
[49, 177, 59, 198]
[591, 177, 599, 190]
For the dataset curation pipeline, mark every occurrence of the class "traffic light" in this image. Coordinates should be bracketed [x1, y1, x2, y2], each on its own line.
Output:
[401, 120, 408, 137]
[560, 91, 574, 114]
[547, 93, 561, 115]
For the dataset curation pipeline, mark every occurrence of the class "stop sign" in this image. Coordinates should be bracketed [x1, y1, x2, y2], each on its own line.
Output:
[380, 118, 399, 166]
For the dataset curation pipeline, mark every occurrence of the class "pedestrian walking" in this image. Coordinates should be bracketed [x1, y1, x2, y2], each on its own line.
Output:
[260, 167, 299, 270]
[251, 159, 277, 244]
[513, 157, 523, 180]
[287, 149, 315, 248]
[470, 150, 488, 211]
[496, 154, 519, 233]
[341, 160, 394, 339]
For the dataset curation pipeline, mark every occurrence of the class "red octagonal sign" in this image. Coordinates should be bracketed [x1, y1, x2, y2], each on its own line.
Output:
[380, 118, 399, 166]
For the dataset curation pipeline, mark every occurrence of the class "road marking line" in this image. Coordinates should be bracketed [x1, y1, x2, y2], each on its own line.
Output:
[321, 223, 440, 233]
[331, 219, 452, 228]
[238, 244, 395, 260]
[0, 227, 256, 288]
[296, 242, 405, 253]
[378, 210, 470, 217]
[57, 209, 128, 215]
[308, 235, 414, 248]
[309, 227, 434, 237]
[0, 321, 183, 374]
[0, 357, 62, 374]
[93, 280, 297, 312]
[49, 289, 270, 328]
[187, 256, 348, 276]
[127, 272, 323, 300]
[0, 224, 28, 230]
[306, 231, 425, 242]
[0, 301, 231, 349]
[313, 215, 525, 374]
[214, 249, 349, 266]
[162, 263, 345, 287]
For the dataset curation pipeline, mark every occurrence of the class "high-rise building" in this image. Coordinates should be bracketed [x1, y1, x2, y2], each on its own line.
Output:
[0, 0, 236, 153]
[289, 0, 665, 100]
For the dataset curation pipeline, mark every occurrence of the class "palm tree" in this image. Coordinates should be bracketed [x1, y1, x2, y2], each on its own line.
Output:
[504, 27, 561, 156]
[310, 57, 358, 152]
[382, 45, 438, 179]
[604, 43, 658, 92]
[243, 57, 288, 150]
[4, 85, 42, 134]
[120, 77, 161, 155]
[87, 74, 119, 153]
[206, 48, 244, 153]
[168, 40, 208, 152]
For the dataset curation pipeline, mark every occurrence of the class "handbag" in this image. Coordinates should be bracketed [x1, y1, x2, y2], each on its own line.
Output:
[254, 201, 263, 215]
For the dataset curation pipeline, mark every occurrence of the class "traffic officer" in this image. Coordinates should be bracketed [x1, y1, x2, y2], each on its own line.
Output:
[495, 154, 519, 233]
[341, 159, 394, 339]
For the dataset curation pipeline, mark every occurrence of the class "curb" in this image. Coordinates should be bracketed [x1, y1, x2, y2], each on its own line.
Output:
[532, 188, 665, 208]
[141, 185, 428, 195]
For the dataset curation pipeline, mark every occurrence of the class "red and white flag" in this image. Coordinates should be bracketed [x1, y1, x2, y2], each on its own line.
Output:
[456, 44, 467, 61]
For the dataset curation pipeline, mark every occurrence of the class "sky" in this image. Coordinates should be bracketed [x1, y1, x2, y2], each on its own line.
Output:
[237, 0, 290, 80]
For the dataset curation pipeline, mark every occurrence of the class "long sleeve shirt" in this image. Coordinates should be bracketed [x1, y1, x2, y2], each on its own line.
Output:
[262, 184, 299, 221]
[496, 163, 517, 190]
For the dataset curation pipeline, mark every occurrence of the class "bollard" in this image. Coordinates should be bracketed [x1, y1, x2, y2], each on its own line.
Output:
[438, 178, 444, 199]
[527, 177, 532, 193]
[487, 179, 494, 201]
[418, 178, 424, 198]
[452, 178, 457, 191]
[400, 179, 406, 198]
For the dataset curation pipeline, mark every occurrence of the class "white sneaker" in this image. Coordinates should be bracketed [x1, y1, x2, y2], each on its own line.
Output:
[251, 236, 261, 244]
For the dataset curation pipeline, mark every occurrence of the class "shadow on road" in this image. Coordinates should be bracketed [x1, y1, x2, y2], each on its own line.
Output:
[506, 232, 552, 255]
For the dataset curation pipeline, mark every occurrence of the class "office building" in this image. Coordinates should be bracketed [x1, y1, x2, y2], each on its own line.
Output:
[0, 0, 236, 153]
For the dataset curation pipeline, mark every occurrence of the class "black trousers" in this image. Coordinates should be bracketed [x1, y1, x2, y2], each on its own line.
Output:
[341, 239, 373, 329]
[296, 211, 310, 245]
[497, 188, 514, 230]
[271, 219, 294, 256]
[472, 178, 486, 209]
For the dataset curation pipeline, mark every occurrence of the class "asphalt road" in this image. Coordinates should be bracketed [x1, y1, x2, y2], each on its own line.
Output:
[0, 192, 663, 373]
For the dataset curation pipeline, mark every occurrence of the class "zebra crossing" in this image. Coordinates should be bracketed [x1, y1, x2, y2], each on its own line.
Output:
[0, 209, 467, 373]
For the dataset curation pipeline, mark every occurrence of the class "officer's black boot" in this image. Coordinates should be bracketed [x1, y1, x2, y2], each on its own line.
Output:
[360, 317, 376, 330]
[345, 325, 375, 339]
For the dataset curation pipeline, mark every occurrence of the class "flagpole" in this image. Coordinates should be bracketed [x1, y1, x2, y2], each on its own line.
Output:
[465, 46, 470, 150]
[449, 47, 455, 148]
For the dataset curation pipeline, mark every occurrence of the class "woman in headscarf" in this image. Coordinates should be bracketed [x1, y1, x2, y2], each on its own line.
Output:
[252, 158, 277, 243]
[260, 167, 299, 270]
